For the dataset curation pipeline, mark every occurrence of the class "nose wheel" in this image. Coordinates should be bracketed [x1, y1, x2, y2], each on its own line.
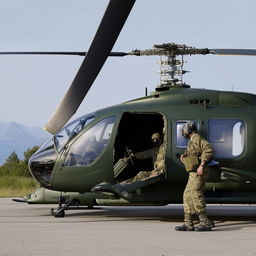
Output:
[51, 207, 65, 218]
[50, 196, 79, 218]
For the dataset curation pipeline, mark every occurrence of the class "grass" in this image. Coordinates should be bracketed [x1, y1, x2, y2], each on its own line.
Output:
[0, 176, 38, 198]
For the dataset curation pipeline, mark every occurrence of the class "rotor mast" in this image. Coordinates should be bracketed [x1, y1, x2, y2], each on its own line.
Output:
[157, 54, 188, 89]
[129, 43, 210, 89]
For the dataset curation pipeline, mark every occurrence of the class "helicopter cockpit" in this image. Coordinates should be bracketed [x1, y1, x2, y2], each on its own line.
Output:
[29, 113, 95, 187]
[63, 115, 116, 167]
[54, 113, 95, 152]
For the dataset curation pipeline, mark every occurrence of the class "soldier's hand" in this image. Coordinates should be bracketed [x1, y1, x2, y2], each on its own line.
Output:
[197, 165, 204, 176]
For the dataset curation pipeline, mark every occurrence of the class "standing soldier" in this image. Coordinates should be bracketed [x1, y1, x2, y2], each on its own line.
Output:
[175, 122, 214, 231]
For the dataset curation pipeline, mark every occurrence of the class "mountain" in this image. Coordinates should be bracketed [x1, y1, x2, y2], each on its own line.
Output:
[0, 122, 51, 164]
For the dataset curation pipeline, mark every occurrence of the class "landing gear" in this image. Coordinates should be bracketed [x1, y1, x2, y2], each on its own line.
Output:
[51, 207, 65, 217]
[50, 196, 79, 218]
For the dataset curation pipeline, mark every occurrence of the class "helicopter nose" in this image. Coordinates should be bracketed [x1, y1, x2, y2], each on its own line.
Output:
[28, 142, 57, 188]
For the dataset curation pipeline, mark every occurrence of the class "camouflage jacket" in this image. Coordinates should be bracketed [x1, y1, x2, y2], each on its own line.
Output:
[184, 133, 213, 163]
[134, 144, 166, 173]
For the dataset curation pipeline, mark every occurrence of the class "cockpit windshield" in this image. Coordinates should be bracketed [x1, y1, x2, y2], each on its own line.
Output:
[54, 113, 95, 151]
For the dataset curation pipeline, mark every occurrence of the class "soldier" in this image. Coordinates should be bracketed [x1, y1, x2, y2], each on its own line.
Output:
[175, 122, 214, 232]
[123, 132, 166, 183]
[92, 133, 166, 196]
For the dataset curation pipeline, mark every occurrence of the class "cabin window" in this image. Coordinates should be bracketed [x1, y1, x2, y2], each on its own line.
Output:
[208, 119, 245, 158]
[64, 116, 116, 166]
[176, 121, 200, 148]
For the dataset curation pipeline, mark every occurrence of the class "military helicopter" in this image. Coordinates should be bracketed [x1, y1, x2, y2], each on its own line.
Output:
[5, 0, 256, 217]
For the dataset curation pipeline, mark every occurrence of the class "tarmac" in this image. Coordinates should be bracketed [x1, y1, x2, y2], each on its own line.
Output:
[0, 198, 256, 256]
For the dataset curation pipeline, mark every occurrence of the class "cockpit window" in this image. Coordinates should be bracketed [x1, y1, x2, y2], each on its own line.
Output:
[32, 137, 54, 157]
[54, 114, 95, 151]
[208, 119, 245, 158]
[64, 116, 116, 167]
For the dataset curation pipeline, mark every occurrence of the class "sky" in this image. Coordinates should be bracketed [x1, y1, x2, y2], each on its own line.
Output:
[1, 0, 256, 131]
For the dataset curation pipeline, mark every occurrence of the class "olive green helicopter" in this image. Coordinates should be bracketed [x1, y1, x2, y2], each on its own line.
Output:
[6, 0, 256, 217]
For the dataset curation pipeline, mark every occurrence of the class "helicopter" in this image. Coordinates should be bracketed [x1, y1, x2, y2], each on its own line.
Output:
[5, 0, 256, 217]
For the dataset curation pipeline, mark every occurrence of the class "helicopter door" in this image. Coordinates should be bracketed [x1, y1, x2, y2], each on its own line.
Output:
[51, 116, 116, 191]
[91, 112, 168, 198]
[113, 112, 167, 184]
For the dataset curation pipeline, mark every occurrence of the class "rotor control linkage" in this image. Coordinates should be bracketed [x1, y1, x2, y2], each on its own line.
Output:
[129, 43, 210, 56]
[50, 196, 80, 218]
[128, 43, 211, 89]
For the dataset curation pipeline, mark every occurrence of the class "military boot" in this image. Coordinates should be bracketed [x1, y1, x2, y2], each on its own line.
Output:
[175, 213, 194, 231]
[194, 225, 212, 231]
[194, 214, 212, 232]
[206, 218, 215, 228]
[175, 224, 194, 231]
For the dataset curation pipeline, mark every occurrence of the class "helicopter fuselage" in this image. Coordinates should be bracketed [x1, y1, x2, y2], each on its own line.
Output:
[29, 87, 256, 205]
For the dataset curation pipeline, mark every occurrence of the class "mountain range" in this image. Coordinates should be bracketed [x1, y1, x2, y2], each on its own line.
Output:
[0, 122, 51, 165]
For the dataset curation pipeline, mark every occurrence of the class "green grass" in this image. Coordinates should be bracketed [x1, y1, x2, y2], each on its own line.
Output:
[0, 176, 38, 198]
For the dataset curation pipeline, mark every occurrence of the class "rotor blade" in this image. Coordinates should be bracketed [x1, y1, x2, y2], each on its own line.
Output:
[44, 0, 136, 134]
[210, 49, 256, 56]
[12, 198, 27, 203]
[0, 51, 129, 57]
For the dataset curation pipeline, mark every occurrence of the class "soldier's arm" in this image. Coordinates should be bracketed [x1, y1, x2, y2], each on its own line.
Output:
[200, 139, 213, 162]
[134, 148, 154, 160]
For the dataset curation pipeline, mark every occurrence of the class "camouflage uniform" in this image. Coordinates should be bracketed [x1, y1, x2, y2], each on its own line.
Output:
[130, 143, 166, 182]
[182, 133, 213, 227]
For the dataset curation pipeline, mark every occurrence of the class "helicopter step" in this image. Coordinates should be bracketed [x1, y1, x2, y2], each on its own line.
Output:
[92, 173, 165, 200]
[50, 196, 81, 218]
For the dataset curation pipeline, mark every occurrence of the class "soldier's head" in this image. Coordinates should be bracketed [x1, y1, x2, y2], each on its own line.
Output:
[182, 122, 197, 138]
[151, 133, 162, 146]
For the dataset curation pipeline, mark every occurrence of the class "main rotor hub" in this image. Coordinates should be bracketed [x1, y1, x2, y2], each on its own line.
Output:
[129, 43, 210, 89]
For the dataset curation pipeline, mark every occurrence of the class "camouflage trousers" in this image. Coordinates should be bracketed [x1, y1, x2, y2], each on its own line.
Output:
[183, 172, 209, 226]
[131, 171, 152, 182]
[123, 170, 158, 183]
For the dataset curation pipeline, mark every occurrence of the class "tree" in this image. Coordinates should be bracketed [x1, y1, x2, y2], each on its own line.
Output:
[0, 151, 21, 176]
[5, 151, 20, 165]
[0, 146, 40, 177]
[23, 146, 39, 165]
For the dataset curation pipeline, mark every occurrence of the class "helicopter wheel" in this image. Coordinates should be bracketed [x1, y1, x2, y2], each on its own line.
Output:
[50, 207, 65, 218]
[87, 204, 94, 209]
[50, 197, 81, 217]
[56, 208, 65, 218]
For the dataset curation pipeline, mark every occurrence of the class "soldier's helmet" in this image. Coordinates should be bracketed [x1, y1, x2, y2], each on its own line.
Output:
[182, 122, 197, 138]
[151, 133, 162, 144]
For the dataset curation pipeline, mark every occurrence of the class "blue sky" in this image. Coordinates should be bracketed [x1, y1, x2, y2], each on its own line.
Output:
[1, 0, 256, 129]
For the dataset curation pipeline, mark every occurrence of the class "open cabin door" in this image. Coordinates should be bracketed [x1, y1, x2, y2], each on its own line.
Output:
[93, 112, 167, 200]
[113, 112, 167, 180]
[92, 112, 168, 199]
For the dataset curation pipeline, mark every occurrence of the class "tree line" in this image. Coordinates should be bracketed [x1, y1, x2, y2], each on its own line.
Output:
[0, 146, 39, 177]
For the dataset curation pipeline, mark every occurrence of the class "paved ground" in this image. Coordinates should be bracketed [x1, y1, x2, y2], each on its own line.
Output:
[0, 198, 256, 256]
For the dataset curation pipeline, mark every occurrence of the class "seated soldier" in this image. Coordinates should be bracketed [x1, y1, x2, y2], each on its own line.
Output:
[122, 132, 166, 183]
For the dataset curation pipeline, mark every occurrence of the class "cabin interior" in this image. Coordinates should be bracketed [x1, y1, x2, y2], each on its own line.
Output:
[113, 112, 165, 182]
